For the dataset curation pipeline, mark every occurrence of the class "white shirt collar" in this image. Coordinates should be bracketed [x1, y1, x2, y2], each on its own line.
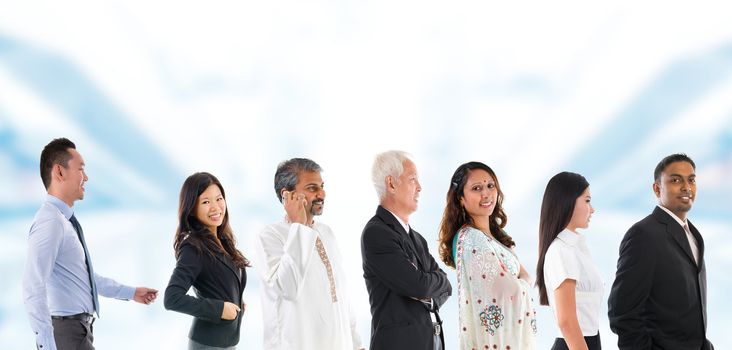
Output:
[46, 194, 73, 220]
[657, 205, 688, 228]
[556, 228, 582, 247]
[385, 208, 410, 234]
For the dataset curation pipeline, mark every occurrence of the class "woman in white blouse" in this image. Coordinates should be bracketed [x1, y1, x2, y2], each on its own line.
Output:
[535, 172, 602, 350]
[438, 161, 536, 349]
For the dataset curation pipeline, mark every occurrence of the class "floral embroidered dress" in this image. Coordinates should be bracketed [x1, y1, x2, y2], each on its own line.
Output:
[453, 226, 536, 350]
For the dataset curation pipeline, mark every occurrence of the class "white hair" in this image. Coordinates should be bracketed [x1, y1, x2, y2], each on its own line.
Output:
[371, 150, 412, 200]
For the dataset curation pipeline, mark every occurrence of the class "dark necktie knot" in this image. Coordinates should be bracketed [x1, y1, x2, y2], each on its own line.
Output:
[70, 215, 82, 234]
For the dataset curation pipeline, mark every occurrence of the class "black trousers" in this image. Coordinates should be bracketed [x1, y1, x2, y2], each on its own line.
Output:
[551, 333, 601, 350]
[50, 314, 95, 350]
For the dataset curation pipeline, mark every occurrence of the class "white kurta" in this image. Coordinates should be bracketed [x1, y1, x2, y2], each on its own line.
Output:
[455, 226, 537, 350]
[254, 221, 363, 350]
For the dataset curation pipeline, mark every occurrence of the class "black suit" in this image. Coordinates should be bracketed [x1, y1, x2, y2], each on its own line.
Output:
[608, 206, 713, 350]
[164, 240, 246, 348]
[361, 205, 452, 350]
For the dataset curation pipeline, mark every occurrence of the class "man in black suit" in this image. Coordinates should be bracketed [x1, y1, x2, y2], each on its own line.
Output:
[608, 153, 714, 350]
[361, 150, 452, 350]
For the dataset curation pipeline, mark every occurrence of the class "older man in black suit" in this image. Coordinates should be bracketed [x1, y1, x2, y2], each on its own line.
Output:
[608, 153, 714, 350]
[361, 150, 452, 350]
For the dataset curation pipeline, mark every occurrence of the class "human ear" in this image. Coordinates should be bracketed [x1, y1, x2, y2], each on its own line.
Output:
[386, 176, 396, 192]
[53, 164, 64, 182]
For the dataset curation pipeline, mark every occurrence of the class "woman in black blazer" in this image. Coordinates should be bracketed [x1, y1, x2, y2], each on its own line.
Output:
[164, 172, 249, 349]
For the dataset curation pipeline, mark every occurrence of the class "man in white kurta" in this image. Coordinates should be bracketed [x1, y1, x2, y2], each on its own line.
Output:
[254, 158, 363, 350]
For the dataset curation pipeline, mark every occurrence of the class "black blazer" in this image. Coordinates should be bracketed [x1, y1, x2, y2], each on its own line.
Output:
[164, 240, 246, 348]
[361, 205, 452, 350]
[608, 207, 713, 350]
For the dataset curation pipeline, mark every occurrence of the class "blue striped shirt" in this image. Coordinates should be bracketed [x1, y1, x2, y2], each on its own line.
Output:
[22, 194, 135, 350]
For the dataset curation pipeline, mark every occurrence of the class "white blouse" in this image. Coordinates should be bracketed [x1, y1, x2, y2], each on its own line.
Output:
[544, 229, 604, 337]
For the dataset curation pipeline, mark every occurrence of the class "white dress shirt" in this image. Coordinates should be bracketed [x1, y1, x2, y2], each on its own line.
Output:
[253, 221, 363, 350]
[544, 229, 604, 337]
[657, 205, 699, 265]
[384, 208, 410, 234]
[22, 195, 135, 350]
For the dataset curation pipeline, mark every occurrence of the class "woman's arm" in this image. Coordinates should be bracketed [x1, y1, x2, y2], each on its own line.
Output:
[554, 279, 588, 350]
[164, 244, 226, 323]
[459, 228, 535, 346]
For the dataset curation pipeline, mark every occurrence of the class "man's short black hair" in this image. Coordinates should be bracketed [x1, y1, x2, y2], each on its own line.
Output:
[40, 138, 76, 189]
[654, 153, 696, 182]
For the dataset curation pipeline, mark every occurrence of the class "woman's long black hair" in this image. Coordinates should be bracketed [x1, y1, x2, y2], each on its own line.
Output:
[535, 171, 588, 305]
[174, 172, 250, 269]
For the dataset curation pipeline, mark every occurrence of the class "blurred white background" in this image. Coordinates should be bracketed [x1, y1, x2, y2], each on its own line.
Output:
[1, 1, 731, 348]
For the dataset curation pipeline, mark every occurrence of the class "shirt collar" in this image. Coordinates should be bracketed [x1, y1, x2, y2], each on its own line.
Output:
[385, 208, 410, 234]
[556, 228, 582, 247]
[657, 205, 688, 228]
[283, 216, 317, 228]
[46, 194, 73, 220]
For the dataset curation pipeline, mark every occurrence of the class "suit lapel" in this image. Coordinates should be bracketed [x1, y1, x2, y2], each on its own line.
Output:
[408, 227, 427, 270]
[376, 206, 420, 266]
[215, 252, 242, 290]
[668, 224, 697, 267]
[688, 220, 705, 267]
[653, 207, 698, 268]
[689, 220, 708, 330]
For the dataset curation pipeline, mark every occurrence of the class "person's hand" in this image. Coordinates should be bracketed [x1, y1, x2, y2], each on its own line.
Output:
[221, 301, 241, 320]
[282, 190, 308, 225]
[133, 287, 158, 305]
[518, 263, 532, 283]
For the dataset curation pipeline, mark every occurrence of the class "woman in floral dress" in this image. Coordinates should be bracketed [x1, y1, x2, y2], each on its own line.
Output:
[438, 161, 536, 349]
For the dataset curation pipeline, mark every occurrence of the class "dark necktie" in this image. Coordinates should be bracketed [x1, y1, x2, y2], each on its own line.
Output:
[69, 214, 100, 315]
[406, 229, 421, 268]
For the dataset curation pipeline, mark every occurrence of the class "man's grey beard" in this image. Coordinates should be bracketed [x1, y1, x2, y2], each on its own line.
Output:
[310, 200, 324, 216]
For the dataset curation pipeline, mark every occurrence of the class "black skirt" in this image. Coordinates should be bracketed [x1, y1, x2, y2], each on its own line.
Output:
[551, 333, 601, 350]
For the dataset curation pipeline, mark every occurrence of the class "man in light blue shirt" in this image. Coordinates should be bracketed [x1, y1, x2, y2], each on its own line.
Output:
[22, 138, 158, 350]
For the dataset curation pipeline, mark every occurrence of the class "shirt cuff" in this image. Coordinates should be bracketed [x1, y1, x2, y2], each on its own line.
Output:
[36, 331, 57, 350]
[120, 285, 136, 300]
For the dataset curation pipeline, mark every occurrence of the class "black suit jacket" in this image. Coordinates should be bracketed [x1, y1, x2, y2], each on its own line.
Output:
[361, 205, 452, 350]
[164, 240, 246, 348]
[608, 206, 713, 350]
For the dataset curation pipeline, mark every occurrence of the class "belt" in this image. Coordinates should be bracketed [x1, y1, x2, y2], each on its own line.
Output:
[51, 313, 95, 324]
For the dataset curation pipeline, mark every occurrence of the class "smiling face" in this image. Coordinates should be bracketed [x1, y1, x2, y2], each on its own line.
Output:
[195, 184, 226, 234]
[293, 170, 326, 219]
[54, 148, 88, 206]
[654, 161, 696, 221]
[460, 169, 498, 224]
[566, 187, 594, 232]
[391, 159, 421, 216]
